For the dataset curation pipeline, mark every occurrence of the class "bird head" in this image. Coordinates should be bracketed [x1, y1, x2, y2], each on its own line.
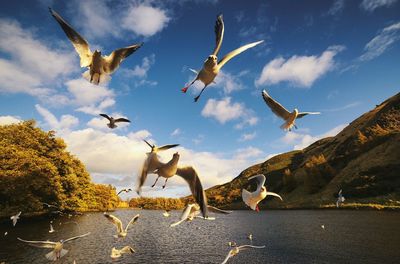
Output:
[294, 108, 299, 114]
[93, 50, 101, 56]
[205, 55, 218, 66]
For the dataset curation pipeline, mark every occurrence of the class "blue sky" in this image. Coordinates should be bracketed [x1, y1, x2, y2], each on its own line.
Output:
[0, 0, 399, 199]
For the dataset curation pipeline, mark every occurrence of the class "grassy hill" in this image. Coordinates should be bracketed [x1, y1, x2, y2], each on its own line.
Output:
[205, 93, 400, 210]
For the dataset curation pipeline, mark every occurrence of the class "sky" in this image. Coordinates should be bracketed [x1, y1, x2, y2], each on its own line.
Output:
[0, 0, 399, 199]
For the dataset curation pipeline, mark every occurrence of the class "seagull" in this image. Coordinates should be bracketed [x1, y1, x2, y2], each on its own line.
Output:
[220, 245, 266, 264]
[103, 213, 139, 238]
[110, 246, 135, 259]
[117, 188, 133, 195]
[181, 14, 263, 102]
[336, 189, 345, 208]
[136, 139, 179, 195]
[170, 204, 231, 227]
[262, 90, 320, 131]
[4, 232, 7, 236]
[99, 114, 131, 129]
[49, 224, 55, 233]
[49, 8, 143, 85]
[163, 210, 171, 217]
[43, 203, 58, 209]
[247, 234, 253, 241]
[139, 151, 209, 218]
[242, 174, 282, 212]
[228, 242, 237, 247]
[17, 233, 90, 261]
[10, 212, 21, 227]
[321, 225, 325, 230]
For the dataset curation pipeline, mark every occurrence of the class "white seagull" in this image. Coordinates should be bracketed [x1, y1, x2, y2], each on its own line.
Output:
[104, 213, 139, 238]
[49, 224, 55, 233]
[336, 189, 345, 208]
[242, 174, 282, 212]
[182, 14, 263, 102]
[261, 90, 320, 131]
[99, 114, 131, 129]
[110, 246, 135, 259]
[49, 8, 142, 85]
[163, 210, 171, 217]
[10, 212, 21, 227]
[170, 204, 231, 227]
[17, 233, 90, 261]
[220, 245, 266, 264]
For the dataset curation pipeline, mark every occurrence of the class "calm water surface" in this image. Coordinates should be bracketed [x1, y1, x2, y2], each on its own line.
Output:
[0, 210, 399, 264]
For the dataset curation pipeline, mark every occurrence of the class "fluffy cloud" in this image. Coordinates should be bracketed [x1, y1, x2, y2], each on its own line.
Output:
[360, 0, 398, 11]
[359, 22, 400, 61]
[121, 54, 157, 86]
[238, 132, 256, 142]
[326, 0, 345, 16]
[0, 115, 21, 125]
[170, 128, 181, 137]
[35, 104, 79, 131]
[255, 46, 345, 88]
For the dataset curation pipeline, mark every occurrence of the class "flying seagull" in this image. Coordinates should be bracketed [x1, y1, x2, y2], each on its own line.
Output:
[242, 174, 282, 212]
[49, 8, 142, 85]
[49, 224, 55, 233]
[163, 210, 171, 217]
[136, 140, 179, 195]
[43, 203, 58, 209]
[170, 204, 231, 227]
[104, 213, 139, 238]
[262, 90, 320, 131]
[138, 151, 209, 218]
[117, 188, 133, 195]
[220, 245, 266, 264]
[10, 212, 21, 226]
[17, 233, 90, 261]
[181, 14, 263, 102]
[110, 246, 135, 259]
[336, 189, 345, 208]
[99, 114, 131, 129]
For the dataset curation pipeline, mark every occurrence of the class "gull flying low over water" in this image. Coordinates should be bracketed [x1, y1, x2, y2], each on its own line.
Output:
[163, 210, 171, 217]
[117, 188, 133, 195]
[43, 203, 58, 209]
[262, 90, 320, 131]
[49, 8, 142, 85]
[104, 213, 139, 238]
[242, 174, 282, 212]
[138, 150, 209, 218]
[17, 232, 90, 261]
[170, 203, 231, 227]
[220, 245, 266, 264]
[99, 114, 131, 129]
[181, 14, 263, 102]
[336, 189, 345, 208]
[110, 246, 135, 259]
[49, 224, 55, 233]
[10, 211, 21, 226]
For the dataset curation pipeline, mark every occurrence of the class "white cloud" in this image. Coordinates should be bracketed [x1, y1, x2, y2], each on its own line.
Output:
[122, 5, 170, 37]
[326, 0, 345, 16]
[360, 0, 398, 11]
[359, 22, 400, 61]
[233, 146, 263, 160]
[35, 104, 79, 131]
[323, 101, 361, 112]
[121, 54, 157, 86]
[171, 128, 181, 137]
[0, 115, 21, 125]
[255, 45, 345, 88]
[239, 132, 257, 142]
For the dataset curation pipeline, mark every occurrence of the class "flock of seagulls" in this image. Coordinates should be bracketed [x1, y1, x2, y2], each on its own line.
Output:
[2, 8, 345, 264]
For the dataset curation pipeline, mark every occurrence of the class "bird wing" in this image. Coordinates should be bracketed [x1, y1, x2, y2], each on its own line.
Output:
[262, 90, 291, 120]
[17, 238, 56, 248]
[265, 191, 283, 201]
[137, 153, 164, 194]
[220, 250, 234, 264]
[212, 14, 224, 56]
[120, 246, 135, 254]
[49, 8, 92, 67]
[189, 68, 199, 74]
[143, 139, 154, 150]
[114, 118, 131, 123]
[248, 174, 266, 191]
[338, 189, 342, 196]
[217, 40, 263, 70]
[104, 43, 143, 74]
[296, 112, 321, 119]
[124, 214, 140, 232]
[157, 144, 180, 151]
[170, 204, 193, 227]
[117, 190, 125, 195]
[104, 214, 124, 233]
[237, 245, 266, 250]
[63, 232, 91, 243]
[207, 206, 232, 214]
[99, 114, 112, 121]
[176, 167, 208, 218]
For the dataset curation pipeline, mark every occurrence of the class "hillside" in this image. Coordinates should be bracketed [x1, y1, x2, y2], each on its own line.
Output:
[205, 93, 400, 210]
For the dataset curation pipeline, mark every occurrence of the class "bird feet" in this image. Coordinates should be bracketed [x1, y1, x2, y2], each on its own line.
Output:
[181, 87, 188, 93]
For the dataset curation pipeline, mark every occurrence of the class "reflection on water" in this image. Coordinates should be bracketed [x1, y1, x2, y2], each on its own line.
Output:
[0, 210, 399, 263]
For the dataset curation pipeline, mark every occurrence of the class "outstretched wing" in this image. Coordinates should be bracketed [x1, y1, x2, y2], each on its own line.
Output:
[297, 112, 321, 119]
[114, 118, 131, 123]
[120, 246, 135, 254]
[207, 205, 232, 214]
[212, 14, 224, 56]
[63, 232, 91, 243]
[99, 114, 111, 121]
[176, 167, 208, 218]
[124, 214, 139, 232]
[49, 8, 92, 67]
[104, 43, 143, 74]
[237, 245, 266, 251]
[262, 90, 291, 120]
[265, 191, 283, 201]
[104, 213, 124, 233]
[137, 153, 163, 194]
[157, 144, 180, 152]
[170, 204, 193, 227]
[248, 174, 266, 190]
[17, 238, 56, 248]
[217, 40, 263, 70]
[220, 249, 234, 264]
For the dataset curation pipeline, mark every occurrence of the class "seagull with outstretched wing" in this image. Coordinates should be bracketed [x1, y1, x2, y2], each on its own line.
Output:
[117, 188, 133, 195]
[170, 204, 231, 227]
[99, 114, 131, 129]
[49, 8, 142, 85]
[104, 213, 139, 238]
[10, 211, 21, 227]
[110, 246, 135, 259]
[262, 90, 320, 131]
[181, 14, 263, 102]
[221, 245, 266, 264]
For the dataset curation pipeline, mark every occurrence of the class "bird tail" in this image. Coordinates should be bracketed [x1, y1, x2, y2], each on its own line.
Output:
[242, 189, 257, 210]
[45, 249, 68, 261]
[280, 122, 294, 131]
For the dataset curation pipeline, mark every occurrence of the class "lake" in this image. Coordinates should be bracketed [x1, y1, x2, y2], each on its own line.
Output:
[0, 210, 399, 263]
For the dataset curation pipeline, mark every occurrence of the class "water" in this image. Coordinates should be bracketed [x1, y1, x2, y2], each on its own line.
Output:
[0, 210, 399, 264]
